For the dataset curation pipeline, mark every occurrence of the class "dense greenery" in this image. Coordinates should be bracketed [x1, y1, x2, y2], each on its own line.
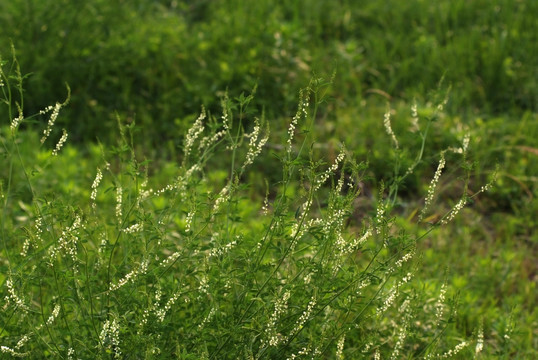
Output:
[1, 0, 536, 358]
[1, 0, 536, 143]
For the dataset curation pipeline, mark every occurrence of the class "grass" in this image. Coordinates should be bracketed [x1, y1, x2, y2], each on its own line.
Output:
[0, 0, 536, 144]
[1, 0, 537, 358]
[1, 62, 530, 359]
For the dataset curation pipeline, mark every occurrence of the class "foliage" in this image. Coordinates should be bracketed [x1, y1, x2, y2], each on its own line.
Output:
[3, 63, 519, 358]
[0, 0, 536, 146]
[1, 1, 537, 357]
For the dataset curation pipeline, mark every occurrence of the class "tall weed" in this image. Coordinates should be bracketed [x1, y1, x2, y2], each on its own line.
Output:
[0, 56, 496, 359]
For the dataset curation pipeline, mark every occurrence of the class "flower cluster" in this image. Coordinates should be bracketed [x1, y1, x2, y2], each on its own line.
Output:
[208, 237, 238, 259]
[212, 184, 230, 214]
[290, 198, 313, 247]
[40, 103, 62, 144]
[242, 117, 269, 170]
[100, 318, 121, 359]
[14, 335, 30, 352]
[90, 168, 102, 207]
[420, 151, 446, 222]
[462, 133, 470, 153]
[440, 197, 467, 225]
[156, 290, 182, 322]
[123, 223, 143, 234]
[394, 250, 415, 269]
[475, 318, 484, 354]
[183, 107, 206, 162]
[384, 108, 399, 149]
[52, 129, 68, 156]
[286, 345, 312, 360]
[4, 278, 28, 312]
[410, 101, 420, 132]
[287, 297, 316, 340]
[148, 164, 202, 199]
[378, 273, 412, 314]
[185, 209, 195, 233]
[109, 259, 149, 291]
[10, 104, 23, 132]
[115, 186, 123, 220]
[313, 150, 345, 192]
[438, 341, 468, 358]
[198, 276, 209, 296]
[322, 208, 345, 235]
[47, 304, 61, 326]
[390, 322, 408, 360]
[264, 290, 291, 347]
[375, 201, 385, 235]
[197, 307, 216, 330]
[287, 89, 309, 154]
[198, 129, 226, 151]
[221, 96, 230, 131]
[389, 296, 414, 360]
[48, 215, 83, 267]
[160, 251, 180, 268]
[96, 234, 107, 269]
[374, 348, 381, 360]
[1, 345, 29, 357]
[20, 235, 34, 257]
[333, 217, 371, 262]
[435, 283, 447, 325]
[336, 334, 346, 360]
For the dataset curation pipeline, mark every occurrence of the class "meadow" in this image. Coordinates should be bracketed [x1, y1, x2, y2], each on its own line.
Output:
[0, 0, 536, 358]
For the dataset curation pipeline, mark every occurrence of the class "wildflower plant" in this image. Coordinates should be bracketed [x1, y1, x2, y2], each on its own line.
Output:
[0, 52, 498, 359]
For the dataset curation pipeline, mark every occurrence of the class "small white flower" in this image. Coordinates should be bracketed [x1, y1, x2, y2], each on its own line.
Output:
[435, 283, 447, 325]
[91, 168, 103, 207]
[46, 304, 61, 325]
[440, 198, 467, 225]
[115, 186, 123, 220]
[100, 318, 121, 359]
[156, 290, 182, 322]
[462, 133, 470, 152]
[5, 278, 28, 312]
[197, 307, 216, 330]
[242, 117, 269, 169]
[384, 108, 399, 149]
[20, 238, 32, 257]
[314, 150, 345, 192]
[287, 297, 316, 340]
[336, 334, 346, 360]
[52, 129, 68, 156]
[123, 223, 143, 234]
[212, 184, 230, 214]
[263, 291, 291, 347]
[475, 319, 484, 354]
[439, 341, 468, 358]
[15, 334, 30, 350]
[41, 102, 63, 144]
[287, 89, 309, 154]
[185, 210, 195, 233]
[10, 115, 23, 132]
[184, 107, 206, 163]
[109, 259, 149, 291]
[410, 101, 420, 132]
[1, 345, 29, 357]
[395, 250, 415, 268]
[420, 151, 446, 222]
